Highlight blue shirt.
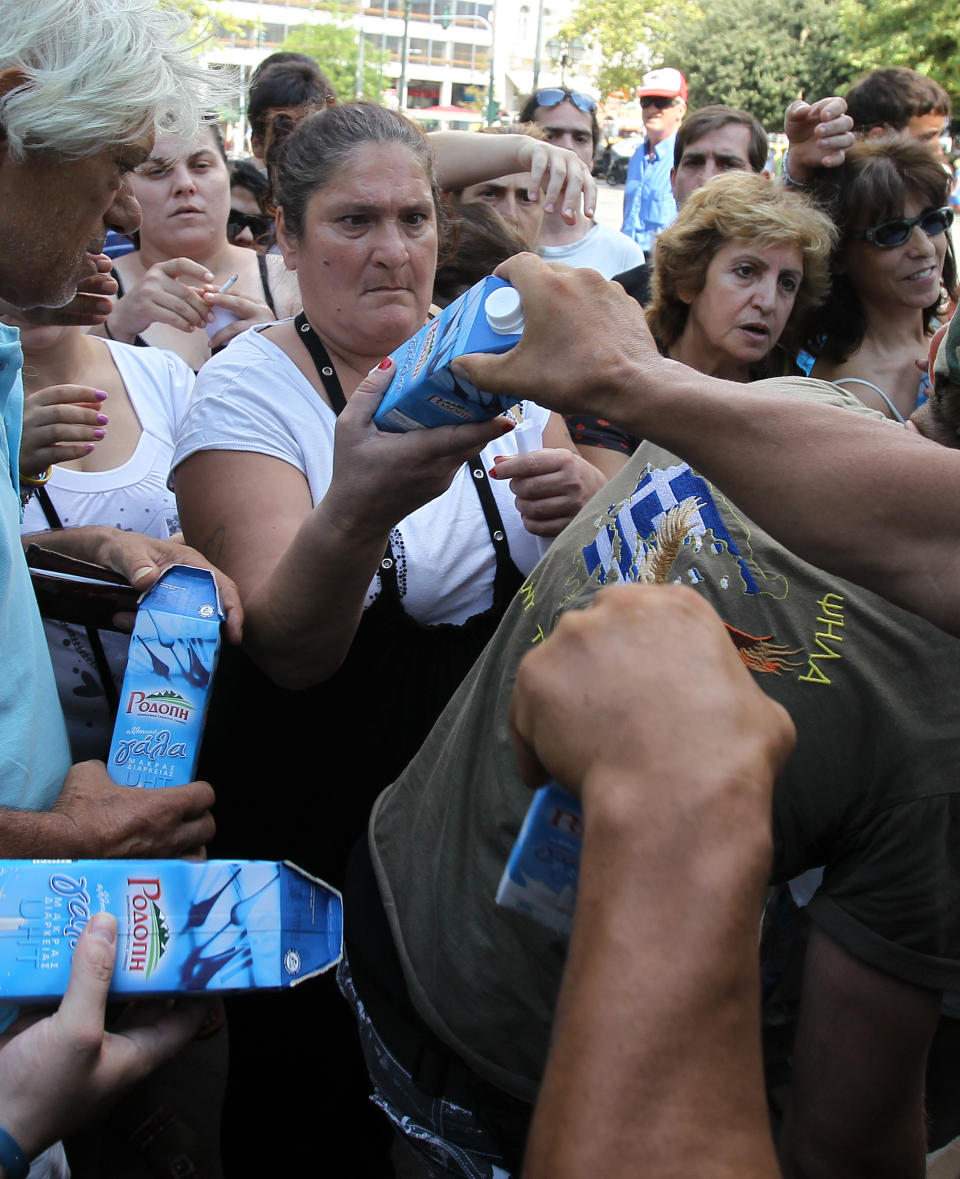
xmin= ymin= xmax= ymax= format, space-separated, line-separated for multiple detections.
xmin=0 ymin=323 xmax=71 ymax=813
xmin=621 ymin=133 xmax=678 ymax=252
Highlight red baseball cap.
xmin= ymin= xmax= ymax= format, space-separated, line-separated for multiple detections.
xmin=639 ymin=68 xmax=688 ymax=100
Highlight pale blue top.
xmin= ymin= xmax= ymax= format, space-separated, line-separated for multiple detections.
xmin=0 ymin=323 xmax=71 ymax=812
xmin=621 ymin=133 xmax=678 ymax=252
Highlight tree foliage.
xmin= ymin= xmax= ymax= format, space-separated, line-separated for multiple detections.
xmin=165 ymin=0 xmax=252 ymax=43
xmin=839 ymin=0 xmax=959 ymax=100
xmin=281 ymin=13 xmax=382 ymax=102
xmin=561 ymin=0 xmax=700 ymax=99
xmin=566 ymin=0 xmax=959 ymax=121
xmin=653 ymin=0 xmax=856 ymax=126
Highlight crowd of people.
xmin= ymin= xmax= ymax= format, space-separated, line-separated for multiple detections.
xmin=3 ymin=3 xmax=960 ymax=1178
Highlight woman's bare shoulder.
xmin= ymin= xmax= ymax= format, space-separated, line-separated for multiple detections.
xmin=263 ymin=253 xmax=302 ymax=319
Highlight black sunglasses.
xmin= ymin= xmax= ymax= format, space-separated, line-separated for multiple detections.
xmin=535 ymin=88 xmax=596 ymax=114
xmin=851 ymin=206 xmax=954 ymax=249
xmin=641 ymin=95 xmax=681 ymax=110
xmin=227 ymin=209 xmax=273 ymax=240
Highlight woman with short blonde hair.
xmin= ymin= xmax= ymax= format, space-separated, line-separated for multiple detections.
xmin=647 ymin=171 xmax=836 ymax=368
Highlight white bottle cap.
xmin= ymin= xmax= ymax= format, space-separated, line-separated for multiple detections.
xmin=485 ymin=285 xmax=525 ymax=335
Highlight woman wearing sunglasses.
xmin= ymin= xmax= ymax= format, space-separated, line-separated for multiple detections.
xmin=227 ymin=160 xmax=274 ymax=250
xmin=807 ymin=139 xmax=957 ymax=421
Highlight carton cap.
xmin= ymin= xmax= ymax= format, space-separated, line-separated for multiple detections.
xmin=485 ymin=285 xmax=525 ymax=335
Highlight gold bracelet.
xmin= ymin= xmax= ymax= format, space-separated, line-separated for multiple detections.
xmin=20 ymin=466 xmax=52 ymax=487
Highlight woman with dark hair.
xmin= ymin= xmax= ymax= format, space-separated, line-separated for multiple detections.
xmin=246 ymin=55 xmax=337 ymax=170
xmin=433 ymin=200 xmax=530 ymax=305
xmin=171 ymin=100 xmax=600 ymax=1176
xmin=227 ymin=160 xmax=272 ymax=249
xmin=173 ymin=101 xmax=600 ymax=875
xmin=807 ymin=139 xmax=956 ymax=421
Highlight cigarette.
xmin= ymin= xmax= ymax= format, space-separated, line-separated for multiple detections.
xmin=219 ymin=273 xmax=239 ymax=295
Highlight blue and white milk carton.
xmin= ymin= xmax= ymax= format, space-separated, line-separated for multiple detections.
xmin=0 ymin=859 xmax=342 ymax=1001
xmin=107 ymin=565 xmax=223 ymax=789
xmin=373 ymin=275 xmax=525 ymax=432
xmin=495 ymin=782 xmax=584 ymax=935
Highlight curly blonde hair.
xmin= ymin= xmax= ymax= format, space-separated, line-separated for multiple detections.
xmin=647 ymin=172 xmax=836 ymax=351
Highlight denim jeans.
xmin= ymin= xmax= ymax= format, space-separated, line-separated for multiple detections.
xmin=337 ymin=956 xmax=514 ymax=1179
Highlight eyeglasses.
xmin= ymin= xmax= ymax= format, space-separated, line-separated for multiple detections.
xmin=641 ymin=95 xmax=681 ymax=110
xmin=227 ymin=210 xmax=273 ymax=241
xmin=851 ymin=206 xmax=954 ymax=248
xmin=534 ymin=88 xmax=596 ymax=115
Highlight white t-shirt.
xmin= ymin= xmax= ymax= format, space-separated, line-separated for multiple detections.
xmin=22 ymin=339 xmax=194 ymax=760
xmin=172 ymin=324 xmax=549 ymax=626
xmin=540 ymin=221 xmax=646 ymax=279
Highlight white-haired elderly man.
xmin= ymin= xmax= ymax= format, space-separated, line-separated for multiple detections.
xmin=0 ymin=0 xmax=239 ymax=966
xmin=0 ymin=3 xmax=245 ymax=1174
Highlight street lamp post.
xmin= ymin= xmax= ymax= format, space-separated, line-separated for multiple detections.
xmin=355 ymin=0 xmax=370 ymax=99
xmin=532 ymin=0 xmax=546 ymax=90
xmin=397 ymin=0 xmax=413 ymax=110
xmin=485 ymin=0 xmax=497 ymax=125
xmin=544 ymin=34 xmax=584 ymax=87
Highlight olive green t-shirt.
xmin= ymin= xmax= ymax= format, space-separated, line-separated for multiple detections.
xmin=369 ymin=378 xmax=960 ymax=1102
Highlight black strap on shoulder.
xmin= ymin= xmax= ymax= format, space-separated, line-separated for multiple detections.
xmin=257 ymin=252 xmax=277 ymax=315
xmin=466 ymin=454 xmax=515 ymax=579
xmin=293 ymin=313 xmax=518 ymax=604
xmin=36 ymin=484 xmax=63 ymax=531
xmin=294 ymin=312 xmax=348 ymax=415
xmin=375 ymin=454 xmax=515 ymax=606
xmin=34 ymin=486 xmax=120 ymax=714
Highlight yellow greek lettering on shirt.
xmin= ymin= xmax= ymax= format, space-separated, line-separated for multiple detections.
xmin=799 ymin=593 xmax=845 ymax=684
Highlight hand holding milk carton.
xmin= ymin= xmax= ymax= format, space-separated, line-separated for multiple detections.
xmin=107 ymin=566 xmax=223 ymax=789
xmin=373 ymin=276 xmax=525 ymax=432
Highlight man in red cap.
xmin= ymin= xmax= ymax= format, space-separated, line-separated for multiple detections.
xmin=621 ymin=66 xmax=687 ymax=250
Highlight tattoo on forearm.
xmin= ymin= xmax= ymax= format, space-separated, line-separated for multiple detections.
xmin=203 ymin=525 xmax=226 ymax=564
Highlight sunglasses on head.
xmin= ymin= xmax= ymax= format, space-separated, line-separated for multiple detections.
xmin=534 ymin=88 xmax=596 ymax=114
xmin=227 ymin=209 xmax=273 ymax=240
xmin=641 ymin=95 xmax=681 ymax=109
xmin=851 ymin=206 xmax=954 ymax=248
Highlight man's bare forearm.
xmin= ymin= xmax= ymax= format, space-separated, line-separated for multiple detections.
xmin=523 ymin=767 xmax=780 ymax=1179
xmin=511 ymin=586 xmax=792 ymax=1179
xmin=0 ymin=807 xmax=71 ymax=858
xmin=459 ymin=256 xmax=960 ymax=635
xmin=610 ymin=362 xmax=960 ymax=635
xmin=22 ymin=524 xmax=114 ymax=564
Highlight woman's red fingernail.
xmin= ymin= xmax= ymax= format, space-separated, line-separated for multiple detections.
xmin=488 ymin=466 xmax=499 ymax=478
xmin=378 ymin=357 xmax=392 ymax=370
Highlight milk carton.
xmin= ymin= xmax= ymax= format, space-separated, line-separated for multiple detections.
xmin=373 ymin=276 xmax=525 ymax=432
xmin=108 ymin=565 xmax=223 ymax=788
xmin=495 ymin=783 xmax=583 ymax=935
xmin=0 ymin=859 xmax=342 ymax=1001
